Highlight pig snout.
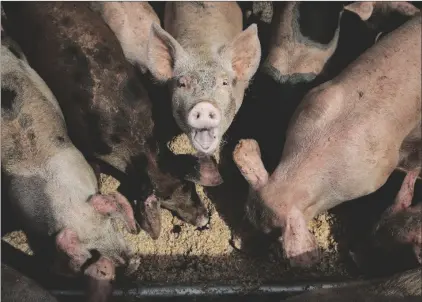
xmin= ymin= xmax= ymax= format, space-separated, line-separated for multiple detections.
xmin=187 ymin=102 xmax=221 ymax=154
xmin=84 ymin=256 xmax=115 ymax=302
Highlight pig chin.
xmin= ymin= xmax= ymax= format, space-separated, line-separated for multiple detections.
xmin=190 ymin=128 xmax=219 ymax=155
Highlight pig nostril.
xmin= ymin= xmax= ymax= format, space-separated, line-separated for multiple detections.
xmin=209 ymin=112 xmax=215 ymax=119
xmin=196 ymin=112 xmax=200 ymax=119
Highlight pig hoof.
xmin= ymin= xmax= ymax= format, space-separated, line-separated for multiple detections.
xmin=233 ymin=139 xmax=261 ymax=163
xmin=233 ymin=139 xmax=269 ymax=190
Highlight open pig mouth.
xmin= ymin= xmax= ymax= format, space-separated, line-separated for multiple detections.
xmin=191 ymin=128 xmax=219 ymax=154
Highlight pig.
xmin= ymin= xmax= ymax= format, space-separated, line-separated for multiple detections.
xmin=283 ymin=267 xmax=421 ymax=302
xmin=88 ymin=1 xmax=160 ymax=74
xmin=345 ymin=1 xmax=420 ymax=34
xmin=263 ymin=2 xmax=420 ymax=86
xmin=1 ymin=31 xmax=139 ymax=301
xmin=147 ymin=1 xmax=261 ymax=155
xmin=262 ymin=2 xmax=345 ymax=85
xmin=233 ymin=14 xmax=421 ymax=268
xmin=2 ymin=2 xmax=222 ymax=240
xmin=372 ymin=169 xmax=422 ymax=263
xmin=1 ymin=263 xmax=59 ymax=302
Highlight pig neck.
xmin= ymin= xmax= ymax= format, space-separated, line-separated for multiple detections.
xmin=259 ymin=162 xmax=329 ymax=224
xmin=9 ymin=148 xmax=100 ymax=236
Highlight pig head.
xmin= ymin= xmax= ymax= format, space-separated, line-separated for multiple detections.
xmin=262 ymin=2 xmax=345 ymax=84
xmin=147 ymin=2 xmax=261 ymax=155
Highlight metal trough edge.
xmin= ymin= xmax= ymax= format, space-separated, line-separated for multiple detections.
xmin=50 ymin=282 xmax=350 ymax=298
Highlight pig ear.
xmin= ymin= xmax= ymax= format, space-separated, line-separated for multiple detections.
xmin=344 ymin=2 xmax=375 ymax=21
xmin=147 ymin=23 xmax=186 ymax=82
xmin=221 ymin=24 xmax=261 ymax=82
xmin=89 ymin=192 xmax=139 ymax=234
xmin=138 ymin=195 xmax=162 ymax=240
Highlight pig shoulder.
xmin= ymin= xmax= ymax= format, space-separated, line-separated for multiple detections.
xmin=4 ymin=2 xmax=154 ymax=157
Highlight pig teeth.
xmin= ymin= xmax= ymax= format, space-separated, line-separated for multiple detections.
xmin=194 ymin=129 xmax=216 ymax=150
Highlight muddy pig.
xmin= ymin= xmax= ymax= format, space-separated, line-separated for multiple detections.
xmin=1 ymin=31 xmax=140 ymax=301
xmin=147 ymin=1 xmax=261 ymax=155
xmin=234 ymin=15 xmax=421 ymax=268
xmin=2 ymin=2 xmax=222 ymax=240
xmin=283 ymin=267 xmax=421 ymax=302
xmin=372 ymin=168 xmax=422 ymax=263
xmin=88 ymin=1 xmax=160 ymax=74
xmin=1 ymin=263 xmax=58 ymax=302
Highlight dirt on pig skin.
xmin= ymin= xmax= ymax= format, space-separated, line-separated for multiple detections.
xmin=2 ymin=134 xmax=350 ymax=285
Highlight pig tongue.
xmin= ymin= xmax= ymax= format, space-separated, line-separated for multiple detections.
xmin=194 ymin=129 xmax=216 ymax=150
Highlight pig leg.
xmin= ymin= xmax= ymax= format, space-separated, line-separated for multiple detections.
xmin=84 ymin=256 xmax=115 ymax=302
xmin=55 ymin=228 xmax=92 ymax=273
xmin=280 ymin=207 xmax=320 ymax=268
xmin=233 ymin=139 xmax=269 ymax=190
xmin=89 ymin=192 xmax=138 ymax=234
xmin=233 ymin=139 xmax=320 ymax=266
xmin=137 ymin=194 xmax=162 ymax=240
xmin=390 ymin=169 xmax=420 ymax=213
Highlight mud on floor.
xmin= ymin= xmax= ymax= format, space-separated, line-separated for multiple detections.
xmin=2 ymin=133 xmax=353 ymax=286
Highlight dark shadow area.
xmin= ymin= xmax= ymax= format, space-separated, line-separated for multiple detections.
xmin=331 ymin=172 xmax=422 ymax=278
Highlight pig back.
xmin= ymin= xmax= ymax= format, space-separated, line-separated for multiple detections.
xmin=334 ymin=14 xmax=421 ymax=142
xmin=277 ymin=15 xmax=421 ymax=211
xmin=3 ymin=2 xmax=154 ymax=168
xmin=164 ymin=2 xmax=243 ymax=54
xmin=1 ymin=35 xmax=71 ymax=172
